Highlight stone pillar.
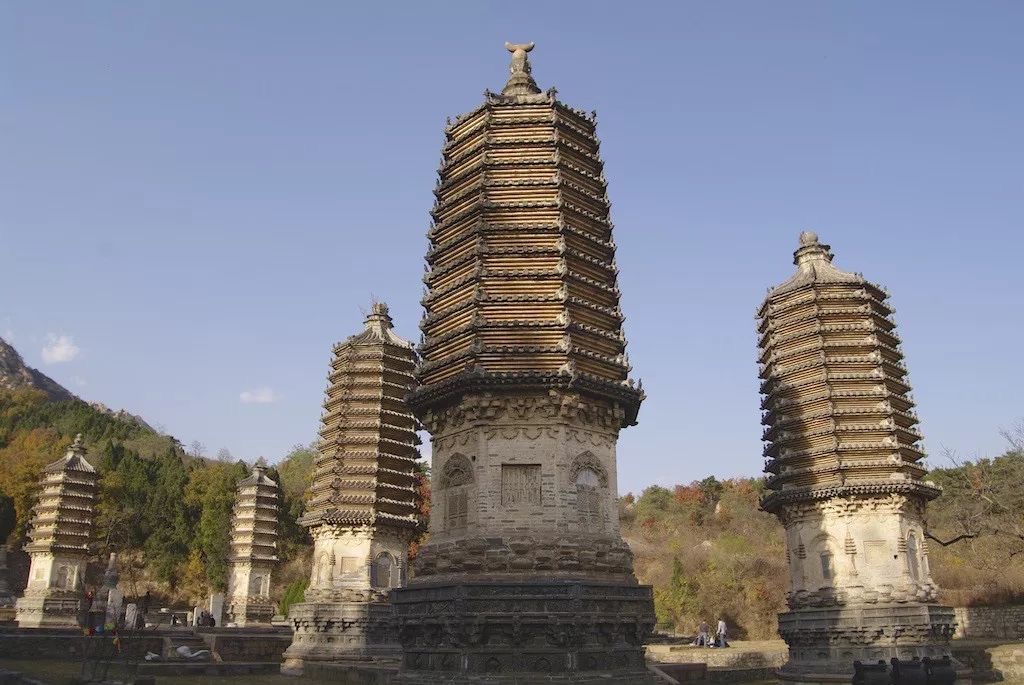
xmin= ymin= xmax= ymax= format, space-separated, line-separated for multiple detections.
xmin=16 ymin=435 xmax=97 ymax=628
xmin=224 ymin=466 xmax=279 ymax=626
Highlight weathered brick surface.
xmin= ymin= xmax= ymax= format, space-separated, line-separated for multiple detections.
xmin=953 ymin=604 xmax=1024 ymax=639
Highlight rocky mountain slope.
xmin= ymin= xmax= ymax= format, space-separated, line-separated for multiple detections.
xmin=0 ymin=337 xmax=75 ymax=401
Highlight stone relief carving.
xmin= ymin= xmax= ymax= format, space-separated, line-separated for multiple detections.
xmin=569 ymin=451 xmax=608 ymax=487
xmin=412 ymin=533 xmax=635 ymax=579
xmin=500 ymin=464 xmax=541 ymax=506
xmin=438 ymin=453 xmax=474 ymax=489
xmin=421 ymin=392 xmax=625 ymax=435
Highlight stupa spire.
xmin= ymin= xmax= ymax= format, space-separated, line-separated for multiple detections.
xmin=502 ymin=41 xmax=541 ymax=95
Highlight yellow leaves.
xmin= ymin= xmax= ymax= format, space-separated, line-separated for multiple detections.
xmin=0 ymin=426 xmax=67 ymax=543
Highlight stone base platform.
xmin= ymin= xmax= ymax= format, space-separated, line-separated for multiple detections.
xmin=392 ymin=578 xmax=658 ymax=683
xmin=14 ymin=595 xmax=81 ymax=628
xmin=777 ymin=601 xmax=961 ymax=682
xmin=281 ymin=600 xmax=398 ymax=675
xmin=223 ymin=596 xmax=275 ymax=627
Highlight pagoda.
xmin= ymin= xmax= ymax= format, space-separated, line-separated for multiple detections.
xmin=16 ymin=434 xmax=98 ymax=628
xmin=758 ymin=232 xmax=957 ymax=681
xmin=282 ymin=302 xmax=421 ymax=673
xmin=224 ymin=465 xmax=280 ymax=626
xmin=392 ymin=44 xmax=655 ymax=683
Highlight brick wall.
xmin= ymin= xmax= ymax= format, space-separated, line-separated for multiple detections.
xmin=954 ymin=605 xmax=1024 ymax=639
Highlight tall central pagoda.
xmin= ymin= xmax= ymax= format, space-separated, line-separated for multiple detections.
xmin=393 ymin=43 xmax=655 ymax=683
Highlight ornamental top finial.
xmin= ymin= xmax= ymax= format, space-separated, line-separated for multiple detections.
xmin=794 ymin=231 xmax=834 ymax=268
xmin=799 ymin=231 xmax=819 ymax=246
xmin=502 ymin=42 xmax=541 ymax=96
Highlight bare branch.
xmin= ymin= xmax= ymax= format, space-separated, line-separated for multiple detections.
xmin=1000 ymin=419 xmax=1024 ymax=454
xmin=926 ymin=531 xmax=978 ymax=547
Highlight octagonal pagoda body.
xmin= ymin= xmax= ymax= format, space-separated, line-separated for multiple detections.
xmin=282 ymin=303 xmax=421 ymax=673
xmin=393 ymin=44 xmax=654 ymax=684
xmin=16 ymin=435 xmax=97 ymax=627
xmin=758 ymin=233 xmax=958 ymax=682
xmin=225 ymin=465 xmax=280 ymax=626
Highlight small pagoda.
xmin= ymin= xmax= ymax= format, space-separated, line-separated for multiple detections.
xmin=392 ymin=44 xmax=654 ymax=683
xmin=224 ymin=465 xmax=280 ymax=626
xmin=281 ymin=302 xmax=421 ymax=673
xmin=16 ymin=434 xmax=98 ymax=627
xmin=758 ymin=232 xmax=957 ymax=681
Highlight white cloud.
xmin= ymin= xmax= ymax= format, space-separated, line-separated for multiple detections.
xmin=240 ymin=387 xmax=276 ymax=404
xmin=71 ymin=375 xmax=88 ymax=387
xmin=41 ymin=334 xmax=80 ymax=364
xmin=2 ymin=329 xmax=13 ymax=342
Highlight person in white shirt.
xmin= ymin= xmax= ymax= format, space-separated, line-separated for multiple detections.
xmin=716 ymin=618 xmax=728 ymax=647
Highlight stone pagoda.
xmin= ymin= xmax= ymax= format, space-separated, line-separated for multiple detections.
xmin=282 ymin=302 xmax=421 ymax=673
xmin=392 ymin=43 xmax=654 ymax=683
xmin=16 ymin=434 xmax=98 ymax=627
xmin=758 ymin=232 xmax=957 ymax=682
xmin=224 ymin=465 xmax=280 ymax=626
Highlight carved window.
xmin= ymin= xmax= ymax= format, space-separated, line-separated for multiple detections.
xmin=576 ymin=468 xmax=602 ymax=527
xmin=501 ymin=464 xmax=541 ymax=507
xmin=370 ymin=552 xmax=396 ymax=589
xmin=340 ymin=556 xmax=361 ymax=575
xmin=439 ymin=453 xmax=473 ymax=489
xmin=249 ymin=573 xmax=269 ymax=597
xmin=819 ymin=552 xmax=834 ymax=581
xmin=907 ymin=533 xmax=921 ymax=581
xmin=446 ymin=488 xmax=468 ymax=529
xmin=57 ymin=565 xmax=77 ymax=590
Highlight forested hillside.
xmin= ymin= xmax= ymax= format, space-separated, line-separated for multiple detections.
xmin=2 ymin=383 xmax=1022 ymax=630
xmin=0 ymin=387 xmax=313 ymax=606
xmin=620 ymin=426 xmax=1024 ymax=639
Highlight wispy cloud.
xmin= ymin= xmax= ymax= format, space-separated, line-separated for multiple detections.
xmin=41 ymin=334 xmax=80 ymax=364
xmin=240 ymin=387 xmax=276 ymax=404
xmin=71 ymin=375 xmax=88 ymax=387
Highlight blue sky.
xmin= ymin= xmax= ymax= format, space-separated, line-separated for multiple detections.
xmin=3 ymin=2 xmax=1022 ymax=494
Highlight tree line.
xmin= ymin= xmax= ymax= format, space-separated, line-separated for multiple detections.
xmin=3 ymin=386 xmax=1023 ymax=630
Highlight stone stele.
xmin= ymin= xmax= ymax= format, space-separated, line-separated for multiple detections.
xmin=758 ymin=232 xmax=963 ymax=683
xmin=224 ymin=464 xmax=280 ymax=626
xmin=16 ymin=434 xmax=97 ymax=628
xmin=391 ymin=43 xmax=656 ymax=683
xmin=281 ymin=302 xmax=421 ymax=674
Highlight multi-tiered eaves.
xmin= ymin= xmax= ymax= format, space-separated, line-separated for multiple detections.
xmin=283 ymin=303 xmax=421 ymax=673
xmin=758 ymin=232 xmax=936 ymax=511
xmin=24 ymin=435 xmax=97 ymax=561
xmin=393 ymin=44 xmax=655 ymax=684
xmin=16 ymin=434 xmax=98 ymax=627
xmin=301 ymin=303 xmax=420 ymax=532
xmin=225 ymin=465 xmax=280 ymax=625
xmin=757 ymin=232 xmax=955 ymax=681
xmin=412 ymin=73 xmax=640 ymax=423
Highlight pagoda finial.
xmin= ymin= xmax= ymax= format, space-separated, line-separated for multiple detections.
xmin=502 ymin=42 xmax=541 ymax=96
xmin=67 ymin=433 xmax=86 ymax=457
xmin=793 ymin=230 xmax=834 ymax=269
xmin=364 ymin=300 xmax=394 ymax=332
